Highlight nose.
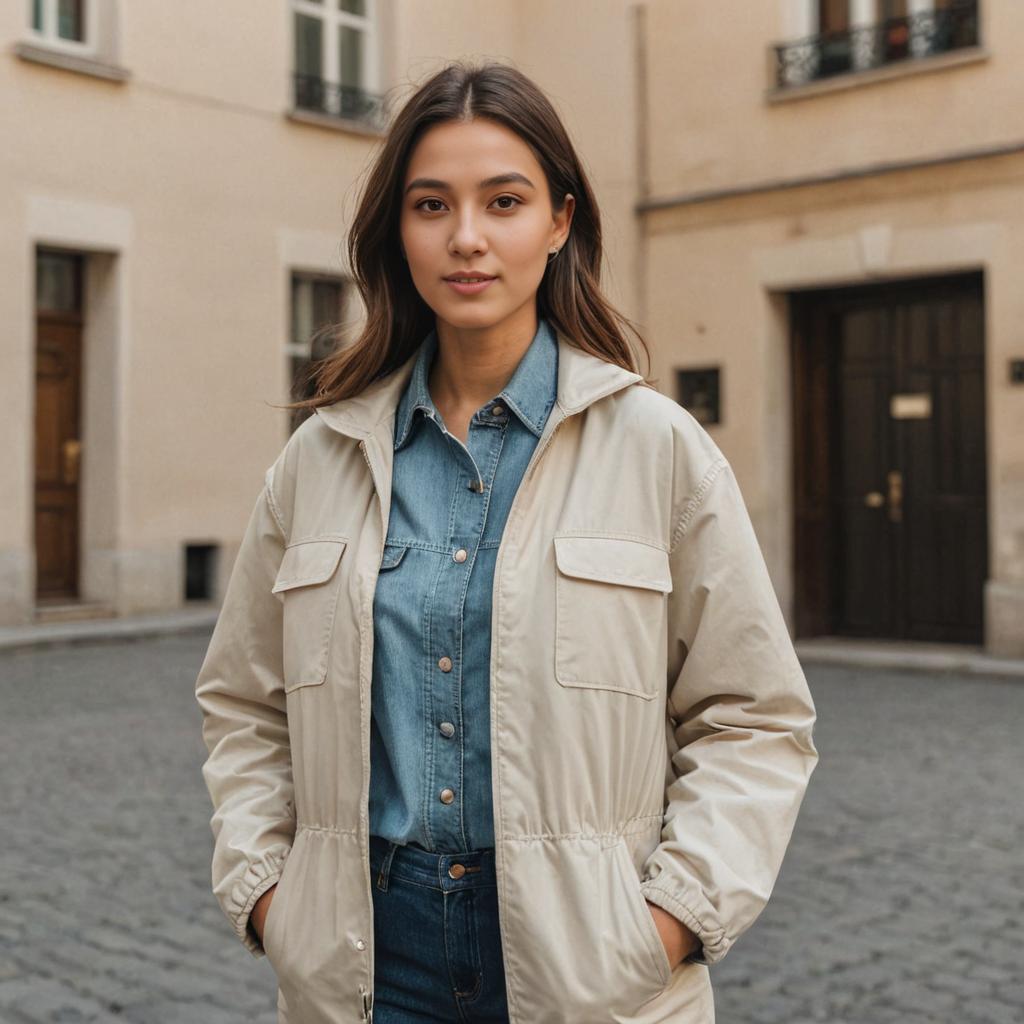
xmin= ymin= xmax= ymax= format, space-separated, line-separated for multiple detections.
xmin=449 ymin=208 xmax=488 ymax=258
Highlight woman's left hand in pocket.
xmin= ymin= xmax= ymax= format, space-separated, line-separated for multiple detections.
xmin=645 ymin=900 xmax=700 ymax=968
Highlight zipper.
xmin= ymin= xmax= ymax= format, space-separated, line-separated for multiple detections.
xmin=357 ymin=439 xmax=386 ymax=1023
xmin=486 ymin=405 xmax=568 ymax=1020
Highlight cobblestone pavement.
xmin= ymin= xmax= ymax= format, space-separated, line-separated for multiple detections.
xmin=0 ymin=634 xmax=1020 ymax=1023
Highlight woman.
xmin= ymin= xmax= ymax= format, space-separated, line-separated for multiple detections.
xmin=195 ymin=60 xmax=819 ymax=1024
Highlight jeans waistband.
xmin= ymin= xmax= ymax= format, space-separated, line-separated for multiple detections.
xmin=369 ymin=833 xmax=497 ymax=892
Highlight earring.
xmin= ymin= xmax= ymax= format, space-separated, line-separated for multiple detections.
xmin=547 ymin=246 xmax=561 ymax=263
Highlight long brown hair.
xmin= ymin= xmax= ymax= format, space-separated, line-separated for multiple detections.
xmin=282 ymin=58 xmax=654 ymax=417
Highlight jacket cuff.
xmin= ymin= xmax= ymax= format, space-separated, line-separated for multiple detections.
xmin=638 ymin=876 xmax=731 ymax=965
xmin=226 ymin=847 xmax=290 ymax=958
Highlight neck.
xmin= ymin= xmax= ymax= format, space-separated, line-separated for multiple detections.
xmin=429 ymin=306 xmax=539 ymax=412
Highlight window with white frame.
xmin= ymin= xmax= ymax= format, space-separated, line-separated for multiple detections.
xmin=29 ymin=0 xmax=98 ymax=53
xmin=774 ymin=0 xmax=979 ymax=88
xmin=290 ymin=0 xmax=383 ymax=126
xmin=287 ymin=271 xmax=347 ymax=433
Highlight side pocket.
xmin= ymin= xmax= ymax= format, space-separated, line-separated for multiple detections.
xmin=261 ymin=881 xmax=284 ymax=965
xmin=614 ymin=837 xmax=673 ymax=999
xmin=272 ymin=537 xmax=347 ymax=691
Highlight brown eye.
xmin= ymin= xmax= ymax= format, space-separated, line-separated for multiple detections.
xmin=415 ymin=198 xmax=446 ymax=212
xmin=492 ymin=195 xmax=521 ymax=210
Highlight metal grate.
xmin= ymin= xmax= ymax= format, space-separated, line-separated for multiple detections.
xmin=773 ymin=0 xmax=979 ymax=89
xmin=293 ymin=73 xmax=388 ymax=130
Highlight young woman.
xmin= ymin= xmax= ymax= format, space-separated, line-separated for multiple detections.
xmin=195 ymin=60 xmax=819 ymax=1024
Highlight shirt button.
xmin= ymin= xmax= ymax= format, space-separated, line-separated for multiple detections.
xmin=439 ymin=721 xmax=455 ymax=737
xmin=438 ymin=656 xmax=453 ymax=672
xmin=490 ymin=404 xmax=505 ymax=416
xmin=453 ymin=548 xmax=468 ymax=563
xmin=439 ymin=788 xmax=455 ymax=804
xmin=355 ymin=938 xmax=366 ymax=951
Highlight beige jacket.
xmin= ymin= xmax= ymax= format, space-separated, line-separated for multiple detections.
xmin=195 ymin=330 xmax=819 ymax=1024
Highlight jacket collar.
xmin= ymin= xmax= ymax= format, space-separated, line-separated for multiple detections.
xmin=314 ymin=324 xmax=643 ymax=444
xmin=392 ymin=317 xmax=558 ymax=450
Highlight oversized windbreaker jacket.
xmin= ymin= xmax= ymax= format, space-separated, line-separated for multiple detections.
xmin=195 ymin=329 xmax=820 ymax=1024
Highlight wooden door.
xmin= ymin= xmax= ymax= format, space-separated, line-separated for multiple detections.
xmin=792 ymin=272 xmax=987 ymax=643
xmin=35 ymin=251 xmax=85 ymax=600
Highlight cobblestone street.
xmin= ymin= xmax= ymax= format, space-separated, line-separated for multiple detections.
xmin=0 ymin=632 xmax=1020 ymax=1023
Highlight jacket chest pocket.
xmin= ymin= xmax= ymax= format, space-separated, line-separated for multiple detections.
xmin=553 ymin=534 xmax=672 ymax=700
xmin=271 ymin=537 xmax=347 ymax=692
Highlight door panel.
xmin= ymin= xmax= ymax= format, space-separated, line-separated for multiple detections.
xmin=34 ymin=251 xmax=84 ymax=600
xmin=792 ymin=273 xmax=987 ymax=643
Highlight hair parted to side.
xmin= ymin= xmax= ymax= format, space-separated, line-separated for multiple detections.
xmin=282 ymin=58 xmax=655 ymax=417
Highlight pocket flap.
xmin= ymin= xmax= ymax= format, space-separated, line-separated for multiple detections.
xmin=379 ymin=543 xmax=409 ymax=571
xmin=272 ymin=539 xmax=347 ymax=593
xmin=553 ymin=536 xmax=672 ymax=594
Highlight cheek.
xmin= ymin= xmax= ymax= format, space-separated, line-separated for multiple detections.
xmin=400 ymin=217 xmax=429 ymax=260
xmin=498 ymin=220 xmax=551 ymax=269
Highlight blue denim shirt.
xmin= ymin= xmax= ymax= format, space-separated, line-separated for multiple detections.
xmin=368 ymin=317 xmax=559 ymax=853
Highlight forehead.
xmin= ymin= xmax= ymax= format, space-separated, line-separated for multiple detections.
xmin=404 ymin=118 xmax=543 ymax=185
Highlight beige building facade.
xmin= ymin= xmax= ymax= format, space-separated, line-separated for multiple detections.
xmin=0 ymin=1 xmax=641 ymax=627
xmin=3 ymin=0 xmax=1020 ymax=657
xmin=637 ymin=0 xmax=1022 ymax=657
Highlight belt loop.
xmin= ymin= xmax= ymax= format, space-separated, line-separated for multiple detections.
xmin=376 ymin=841 xmax=399 ymax=892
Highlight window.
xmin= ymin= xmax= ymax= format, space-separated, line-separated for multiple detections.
xmin=29 ymin=0 xmax=95 ymax=52
xmin=184 ymin=544 xmax=218 ymax=602
xmin=817 ymin=0 xmax=853 ymax=75
xmin=818 ymin=0 xmax=850 ymax=34
xmin=290 ymin=0 xmax=385 ymax=128
xmin=773 ymin=0 xmax=980 ymax=89
xmin=287 ymin=272 xmax=346 ymax=433
xmin=19 ymin=0 xmax=126 ymax=80
xmin=36 ymin=250 xmax=83 ymax=314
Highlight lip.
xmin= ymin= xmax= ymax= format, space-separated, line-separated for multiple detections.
xmin=444 ymin=276 xmax=497 ymax=296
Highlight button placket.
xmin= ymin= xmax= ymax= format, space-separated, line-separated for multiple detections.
xmin=427 ymin=405 xmax=505 ymax=850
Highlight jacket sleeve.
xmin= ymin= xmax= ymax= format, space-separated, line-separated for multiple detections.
xmin=639 ymin=455 xmax=819 ymax=965
xmin=195 ymin=468 xmax=295 ymax=958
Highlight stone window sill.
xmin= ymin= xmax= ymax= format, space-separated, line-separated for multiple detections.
xmin=285 ymin=107 xmax=385 ymax=139
xmin=765 ymin=45 xmax=989 ymax=104
xmin=14 ymin=40 xmax=130 ymax=82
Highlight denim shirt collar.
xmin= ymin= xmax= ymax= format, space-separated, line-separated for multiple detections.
xmin=393 ymin=317 xmax=558 ymax=451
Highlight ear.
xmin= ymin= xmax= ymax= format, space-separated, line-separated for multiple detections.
xmin=553 ymin=193 xmax=575 ymax=250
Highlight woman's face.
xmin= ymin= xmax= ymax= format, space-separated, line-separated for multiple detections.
xmin=399 ymin=117 xmax=573 ymax=333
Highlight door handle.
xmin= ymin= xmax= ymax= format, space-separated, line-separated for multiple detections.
xmin=887 ymin=470 xmax=902 ymax=523
xmin=863 ymin=491 xmax=884 ymax=508
xmin=62 ymin=439 xmax=81 ymax=485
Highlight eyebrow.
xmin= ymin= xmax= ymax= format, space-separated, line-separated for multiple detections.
xmin=404 ymin=172 xmax=536 ymax=196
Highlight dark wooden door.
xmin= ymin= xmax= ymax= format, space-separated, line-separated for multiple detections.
xmin=792 ymin=272 xmax=987 ymax=643
xmin=35 ymin=251 xmax=85 ymax=599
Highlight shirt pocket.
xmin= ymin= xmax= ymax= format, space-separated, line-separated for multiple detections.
xmin=553 ymin=534 xmax=672 ymax=700
xmin=378 ymin=542 xmax=409 ymax=572
xmin=271 ymin=537 xmax=347 ymax=692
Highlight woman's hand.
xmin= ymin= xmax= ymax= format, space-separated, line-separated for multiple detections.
xmin=646 ymin=900 xmax=700 ymax=968
xmin=251 ymin=884 xmax=278 ymax=942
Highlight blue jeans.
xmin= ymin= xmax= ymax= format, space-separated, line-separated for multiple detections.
xmin=369 ymin=834 xmax=511 ymax=1023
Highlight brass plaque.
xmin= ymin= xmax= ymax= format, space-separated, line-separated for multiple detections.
xmin=890 ymin=393 xmax=932 ymax=419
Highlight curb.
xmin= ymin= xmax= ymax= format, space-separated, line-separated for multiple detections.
xmin=3 ymin=614 xmax=1023 ymax=680
xmin=0 ymin=607 xmax=220 ymax=652
xmin=794 ymin=638 xmax=1024 ymax=680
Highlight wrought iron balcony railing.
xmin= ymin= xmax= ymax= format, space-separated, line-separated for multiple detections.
xmin=292 ymin=73 xmax=388 ymax=130
xmin=773 ymin=0 xmax=979 ymax=89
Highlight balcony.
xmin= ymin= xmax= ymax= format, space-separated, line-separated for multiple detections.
xmin=291 ymin=73 xmax=388 ymax=133
xmin=773 ymin=0 xmax=980 ymax=90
